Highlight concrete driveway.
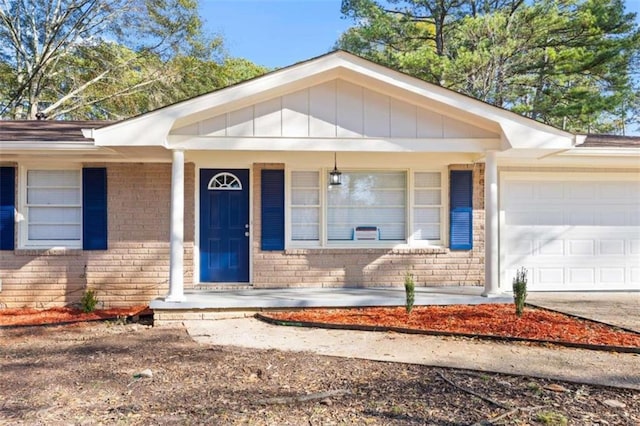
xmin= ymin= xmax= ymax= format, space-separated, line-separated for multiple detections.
xmin=527 ymin=292 xmax=640 ymax=333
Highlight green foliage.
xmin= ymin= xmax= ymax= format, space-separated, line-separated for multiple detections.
xmin=404 ymin=272 xmax=415 ymax=315
xmin=80 ymin=289 xmax=99 ymax=313
xmin=0 ymin=0 xmax=266 ymax=120
xmin=512 ymin=267 xmax=527 ymax=317
xmin=337 ymin=0 xmax=640 ymax=134
xmin=527 ymin=381 xmax=543 ymax=394
xmin=536 ymin=410 xmax=568 ymax=425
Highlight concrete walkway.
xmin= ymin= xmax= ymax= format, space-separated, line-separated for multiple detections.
xmin=186 ymin=315 xmax=640 ymax=390
xmin=185 ymin=293 xmax=640 ymax=390
xmin=527 ymin=292 xmax=640 ymax=333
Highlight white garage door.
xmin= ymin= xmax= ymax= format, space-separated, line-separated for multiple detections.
xmin=501 ymin=173 xmax=640 ymax=291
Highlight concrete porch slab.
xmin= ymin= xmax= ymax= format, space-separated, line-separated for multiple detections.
xmin=150 ymin=286 xmax=513 ymax=311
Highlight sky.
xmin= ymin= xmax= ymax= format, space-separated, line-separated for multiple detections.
xmin=200 ymin=0 xmax=353 ymax=68
xmin=200 ymin=0 xmax=640 ymax=69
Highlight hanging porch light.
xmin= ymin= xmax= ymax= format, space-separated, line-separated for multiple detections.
xmin=329 ymin=152 xmax=342 ymax=186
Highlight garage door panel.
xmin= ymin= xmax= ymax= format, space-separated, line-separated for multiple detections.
xmin=539 ymin=239 xmax=563 ymax=255
xmin=568 ymin=211 xmax=595 ymax=225
xmin=566 ymin=185 xmax=593 ymax=199
xmin=567 ymin=240 xmax=595 ymax=256
xmin=599 ymin=240 xmax=625 ymax=255
xmin=502 ymin=175 xmax=640 ymax=291
xmin=508 ymin=238 xmax=533 ymax=255
xmin=538 ymin=182 xmax=563 ymax=199
xmin=600 ymin=268 xmax=625 ymax=284
xmin=538 ymin=268 xmax=564 ymax=286
xmin=504 ymin=182 xmax=534 ymax=200
xmin=598 ymin=182 xmax=638 ymax=199
xmin=568 ymin=268 xmax=595 ymax=285
xmin=599 ymin=211 xmax=626 ymax=225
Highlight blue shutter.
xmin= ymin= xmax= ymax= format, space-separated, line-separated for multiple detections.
xmin=0 ymin=167 xmax=15 ymax=250
xmin=261 ymin=170 xmax=285 ymax=251
xmin=449 ymin=170 xmax=473 ymax=250
xmin=82 ymin=168 xmax=108 ymax=250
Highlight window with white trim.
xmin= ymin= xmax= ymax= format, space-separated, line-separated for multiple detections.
xmin=291 ymin=171 xmax=320 ymax=241
xmin=289 ymin=169 xmax=444 ymax=246
xmin=23 ymin=169 xmax=82 ymax=247
xmin=328 ymin=171 xmax=406 ymax=241
xmin=413 ymin=172 xmax=442 ymax=240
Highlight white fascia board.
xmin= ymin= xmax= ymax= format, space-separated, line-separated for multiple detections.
xmin=0 ymin=141 xmax=109 ymax=151
xmin=498 ymin=151 xmax=640 ymax=168
xmin=557 ymin=148 xmax=640 ymax=157
xmin=167 ymin=136 xmax=501 ymax=152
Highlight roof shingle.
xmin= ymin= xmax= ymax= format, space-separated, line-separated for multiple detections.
xmin=0 ymin=120 xmax=112 ymax=142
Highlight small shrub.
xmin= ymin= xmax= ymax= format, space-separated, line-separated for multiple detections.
xmin=536 ymin=410 xmax=568 ymax=425
xmin=404 ymin=272 xmax=415 ymax=314
xmin=512 ymin=267 xmax=527 ymax=317
xmin=80 ymin=289 xmax=99 ymax=313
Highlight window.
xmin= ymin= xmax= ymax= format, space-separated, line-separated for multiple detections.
xmin=208 ymin=172 xmax=242 ymax=190
xmin=23 ymin=169 xmax=82 ymax=247
xmin=289 ymin=169 xmax=443 ymax=247
xmin=413 ymin=172 xmax=442 ymax=241
xmin=328 ymin=171 xmax=406 ymax=241
xmin=291 ymin=171 xmax=320 ymax=241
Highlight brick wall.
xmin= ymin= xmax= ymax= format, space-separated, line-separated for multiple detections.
xmin=252 ymin=163 xmax=486 ymax=288
xmin=0 ymin=163 xmax=195 ymax=309
xmin=1 ymin=160 xmax=487 ymax=307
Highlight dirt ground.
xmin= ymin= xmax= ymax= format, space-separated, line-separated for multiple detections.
xmin=1 ymin=321 xmax=639 ymax=425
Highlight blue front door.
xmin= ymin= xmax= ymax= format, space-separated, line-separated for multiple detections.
xmin=200 ymin=169 xmax=250 ymax=282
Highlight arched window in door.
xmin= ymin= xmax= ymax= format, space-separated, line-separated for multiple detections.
xmin=208 ymin=172 xmax=242 ymax=190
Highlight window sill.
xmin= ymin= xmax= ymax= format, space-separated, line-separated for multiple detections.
xmin=285 ymin=247 xmax=447 ymax=255
xmin=15 ymin=247 xmax=83 ymax=256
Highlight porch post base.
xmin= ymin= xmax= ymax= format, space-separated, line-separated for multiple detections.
xmin=164 ymin=293 xmax=187 ymax=303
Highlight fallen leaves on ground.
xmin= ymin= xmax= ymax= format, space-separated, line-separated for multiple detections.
xmin=2 ymin=322 xmax=639 ymax=425
xmin=262 ymin=304 xmax=640 ymax=348
xmin=0 ymin=305 xmax=151 ymax=327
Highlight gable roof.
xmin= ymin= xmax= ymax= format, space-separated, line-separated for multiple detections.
xmin=87 ymin=50 xmax=579 ymax=152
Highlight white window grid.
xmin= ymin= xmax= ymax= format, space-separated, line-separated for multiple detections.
xmin=288 ymin=168 xmax=445 ymax=248
xmin=20 ymin=167 xmax=83 ymax=249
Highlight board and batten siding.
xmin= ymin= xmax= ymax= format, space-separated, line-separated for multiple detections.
xmin=173 ymin=80 xmax=499 ymax=140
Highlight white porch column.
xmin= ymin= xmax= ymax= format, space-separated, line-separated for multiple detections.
xmin=165 ymin=149 xmax=186 ymax=302
xmin=482 ymin=150 xmax=500 ymax=296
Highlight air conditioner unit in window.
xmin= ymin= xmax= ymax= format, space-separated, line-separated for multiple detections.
xmin=353 ymin=226 xmax=379 ymax=241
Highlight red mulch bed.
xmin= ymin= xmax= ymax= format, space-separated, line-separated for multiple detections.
xmin=0 ymin=305 xmax=151 ymax=327
xmin=262 ymin=304 xmax=640 ymax=349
